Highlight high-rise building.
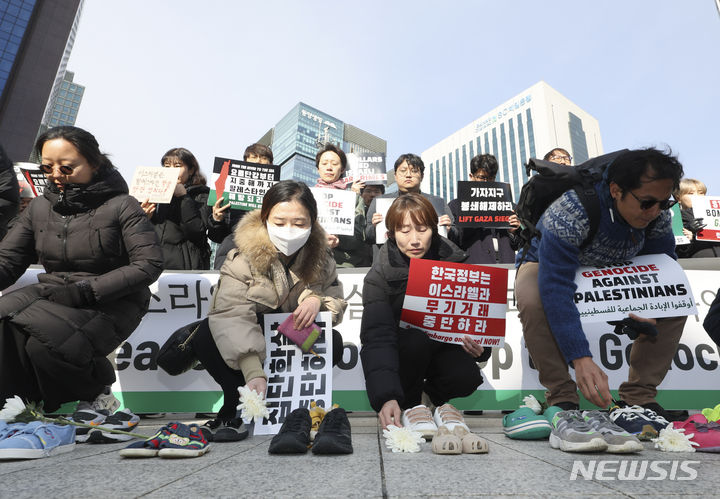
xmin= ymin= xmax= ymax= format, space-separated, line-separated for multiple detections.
xmin=258 ymin=102 xmax=387 ymax=185
xmin=43 ymin=70 xmax=84 ymax=128
xmin=0 ymin=0 xmax=83 ymax=161
xmin=421 ymin=81 xmax=602 ymax=202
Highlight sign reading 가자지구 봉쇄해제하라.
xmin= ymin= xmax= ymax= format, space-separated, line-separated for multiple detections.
xmin=128 ymin=166 xmax=181 ymax=204
xmin=399 ymin=259 xmax=508 ymax=347
xmin=573 ymin=254 xmax=697 ymax=323
xmin=207 ymin=157 xmax=280 ymax=211
xmin=455 ymin=181 xmax=514 ymax=229
xmin=691 ymin=195 xmax=720 ymax=242
xmin=310 ymin=187 xmax=356 ymax=236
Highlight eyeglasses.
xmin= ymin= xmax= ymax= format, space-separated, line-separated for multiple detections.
xmin=396 ymin=167 xmax=421 ymax=176
xmin=40 ymin=163 xmax=75 ymax=175
xmin=470 ymin=173 xmax=493 ymax=181
xmin=627 ymin=190 xmax=677 ymax=211
xmin=549 ymin=154 xmax=572 ymax=163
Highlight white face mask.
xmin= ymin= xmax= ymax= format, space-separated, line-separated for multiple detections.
xmin=266 ymin=224 xmax=311 ymax=256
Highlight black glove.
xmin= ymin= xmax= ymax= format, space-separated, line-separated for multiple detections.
xmin=607 ymin=317 xmax=658 ymax=340
xmin=689 ymin=217 xmax=706 ymax=233
xmin=43 ymin=281 xmax=96 ymax=308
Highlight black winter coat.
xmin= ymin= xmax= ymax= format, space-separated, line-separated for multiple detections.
xmin=150 ymin=184 xmax=211 ymax=270
xmin=0 ymin=144 xmax=19 ymax=240
xmin=0 ymin=169 xmax=164 ymax=369
xmin=360 ymin=236 xmax=490 ymax=411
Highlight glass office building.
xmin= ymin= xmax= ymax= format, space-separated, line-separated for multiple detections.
xmin=0 ymin=0 xmax=36 ymax=98
xmin=258 ymin=102 xmax=386 ymax=186
xmin=44 ymin=70 xmax=84 ymax=127
xmin=421 ymin=81 xmax=602 ymax=202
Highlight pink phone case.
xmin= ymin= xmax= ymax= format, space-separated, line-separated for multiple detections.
xmin=277 ymin=315 xmax=321 ymax=353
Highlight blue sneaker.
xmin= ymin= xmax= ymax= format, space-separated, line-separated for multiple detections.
xmin=502 ymin=407 xmax=552 ymax=439
xmin=0 ymin=421 xmax=75 ymax=460
xmin=0 ymin=421 xmax=26 ymax=442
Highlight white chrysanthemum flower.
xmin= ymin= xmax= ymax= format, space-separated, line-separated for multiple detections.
xmin=237 ymin=386 xmax=270 ymax=423
xmin=383 ymin=425 xmax=424 ymax=453
xmin=520 ymin=394 xmax=542 ymax=414
xmin=653 ymin=426 xmax=699 ymax=452
xmin=0 ymin=396 xmax=26 ymax=422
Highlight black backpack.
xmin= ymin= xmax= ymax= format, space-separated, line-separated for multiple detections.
xmin=515 ymin=149 xmax=630 ymax=254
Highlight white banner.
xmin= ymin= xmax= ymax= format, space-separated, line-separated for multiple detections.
xmin=128 ymin=166 xmax=180 ymax=204
xmin=311 ymin=187 xmax=356 ymax=236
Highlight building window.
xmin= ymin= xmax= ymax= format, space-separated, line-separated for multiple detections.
xmin=526 ymin=109 xmax=536 ymax=159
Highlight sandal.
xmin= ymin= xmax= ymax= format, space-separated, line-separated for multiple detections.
xmin=453 ymin=426 xmax=489 ymax=454
xmin=431 ymin=426 xmax=462 ymax=455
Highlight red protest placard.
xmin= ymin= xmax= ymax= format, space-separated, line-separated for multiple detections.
xmin=399 ymin=259 xmax=508 ymax=347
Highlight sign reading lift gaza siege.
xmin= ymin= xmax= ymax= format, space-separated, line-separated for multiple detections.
xmin=455 ymin=181 xmax=514 ymax=228
xmin=574 ymin=254 xmax=697 ymax=322
xmin=207 ymin=157 xmax=280 ymax=211
xmin=400 ymin=259 xmax=508 ymax=347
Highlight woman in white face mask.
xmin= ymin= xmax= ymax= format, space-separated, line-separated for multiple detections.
xmin=190 ymin=180 xmax=348 ymax=442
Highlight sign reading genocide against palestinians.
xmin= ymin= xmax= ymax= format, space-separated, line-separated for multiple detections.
xmin=455 ymin=181 xmax=514 ymax=228
xmin=254 ymin=312 xmax=333 ymax=436
xmin=310 ymin=188 xmax=356 ymax=236
xmin=671 ymin=203 xmax=690 ymax=245
xmin=400 ymin=259 xmax=508 ymax=347
xmin=15 ymin=163 xmax=47 ymax=197
xmin=692 ymin=195 xmax=720 ymax=242
xmin=344 ymin=152 xmax=387 ymax=185
xmin=574 ymin=254 xmax=697 ymax=322
xmin=207 ymin=157 xmax=280 ymax=211
xmin=129 ymin=166 xmax=181 ymax=204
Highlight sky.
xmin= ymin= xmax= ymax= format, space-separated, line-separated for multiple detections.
xmin=67 ymin=1 xmax=720 ymax=190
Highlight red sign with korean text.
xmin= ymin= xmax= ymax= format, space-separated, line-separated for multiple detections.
xmin=399 ymin=259 xmax=508 ymax=347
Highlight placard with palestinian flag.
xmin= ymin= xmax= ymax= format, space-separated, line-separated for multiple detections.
xmin=399 ymin=259 xmax=508 ymax=347
xmin=207 ymin=157 xmax=280 ymax=211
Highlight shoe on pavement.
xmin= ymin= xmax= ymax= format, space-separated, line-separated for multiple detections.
xmin=672 ymin=414 xmax=720 ymax=453
xmin=0 ymin=421 xmax=75 ymax=460
xmin=312 ymin=407 xmax=353 ymax=455
xmin=157 ymin=423 xmax=210 ymax=458
xmin=120 ymin=424 xmax=177 ymax=458
xmin=268 ymin=408 xmax=311 ymax=454
xmin=401 ymin=405 xmax=438 ymax=441
xmin=549 ymin=410 xmax=607 ymax=453
xmin=77 ymin=387 xmax=121 ymax=414
xmin=87 ymin=408 xmax=141 ymax=443
xmin=70 ymin=407 xmax=109 ymax=443
xmin=212 ymin=418 xmax=249 ymax=443
xmin=582 ymin=410 xmax=643 ymax=453
xmin=609 ymin=404 xmax=669 ymax=440
xmin=433 ymin=403 xmax=470 ymax=433
xmin=641 ymin=402 xmax=688 ymax=423
xmin=503 ymin=407 xmax=552 ymax=440
xmin=0 ymin=421 xmax=26 ymax=442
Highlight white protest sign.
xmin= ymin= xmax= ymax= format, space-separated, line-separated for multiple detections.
xmin=692 ymin=195 xmax=720 ymax=242
xmin=374 ymin=197 xmax=394 ymax=244
xmin=254 ymin=312 xmax=333 ymax=435
xmin=310 ymin=188 xmax=356 ymax=236
xmin=129 ymin=166 xmax=179 ymax=204
xmin=574 ymin=254 xmax=697 ymax=323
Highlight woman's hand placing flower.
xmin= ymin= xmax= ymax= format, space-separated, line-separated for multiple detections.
xmin=293 ymin=296 xmax=321 ymax=329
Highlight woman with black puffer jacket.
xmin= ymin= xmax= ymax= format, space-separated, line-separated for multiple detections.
xmin=0 ymin=126 xmax=164 ymax=413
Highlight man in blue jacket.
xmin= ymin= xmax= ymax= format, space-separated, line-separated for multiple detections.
xmin=515 ymin=148 xmax=685 ymax=421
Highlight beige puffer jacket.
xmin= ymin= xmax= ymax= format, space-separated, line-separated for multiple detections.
xmin=208 ymin=209 xmax=346 ymax=381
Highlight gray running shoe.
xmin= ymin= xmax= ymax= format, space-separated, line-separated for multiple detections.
xmin=582 ymin=410 xmax=644 ymax=453
xmin=549 ymin=410 xmax=607 ymax=452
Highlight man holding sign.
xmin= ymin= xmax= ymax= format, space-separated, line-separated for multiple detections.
xmin=515 ymin=148 xmax=688 ymax=421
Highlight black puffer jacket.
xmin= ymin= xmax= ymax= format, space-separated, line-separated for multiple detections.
xmin=150 ymin=184 xmax=211 ymax=270
xmin=0 ymin=169 xmax=163 ymax=369
xmin=360 ymin=235 xmax=490 ymax=411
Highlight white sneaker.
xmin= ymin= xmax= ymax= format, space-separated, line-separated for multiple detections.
xmin=433 ymin=403 xmax=470 ymax=433
xmin=90 ymin=388 xmax=121 ymax=414
xmin=401 ymin=405 xmax=438 ymax=441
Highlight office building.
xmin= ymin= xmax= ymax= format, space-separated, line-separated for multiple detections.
xmin=421 ymin=81 xmax=602 ymax=201
xmin=0 ymin=0 xmax=83 ymax=161
xmin=258 ymin=102 xmax=387 ymax=186
xmin=43 ymin=70 xmax=84 ymax=128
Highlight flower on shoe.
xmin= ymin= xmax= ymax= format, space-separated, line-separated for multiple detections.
xmin=520 ymin=395 xmax=543 ymax=414
xmin=382 ymin=425 xmax=424 ymax=453
xmin=0 ymin=396 xmax=27 ymax=422
xmin=652 ymin=426 xmax=699 ymax=452
xmin=238 ymin=386 xmax=270 ymax=423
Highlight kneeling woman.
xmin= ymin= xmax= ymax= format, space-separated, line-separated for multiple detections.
xmin=360 ymin=193 xmax=491 ymax=433
xmin=192 ymin=180 xmax=347 ymax=441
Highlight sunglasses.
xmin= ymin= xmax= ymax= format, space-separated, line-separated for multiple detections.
xmin=627 ymin=190 xmax=677 ymax=211
xmin=40 ymin=164 xmax=75 ymax=175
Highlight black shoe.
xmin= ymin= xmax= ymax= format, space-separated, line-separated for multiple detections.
xmin=268 ymin=408 xmax=311 ymax=454
xmin=641 ymin=402 xmax=689 ymax=423
xmin=199 ymin=419 xmax=221 ymax=442
xmin=555 ymin=401 xmax=580 ymax=411
xmin=312 ymin=407 xmax=353 ymax=455
xmin=214 ymin=418 xmax=249 ymax=442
